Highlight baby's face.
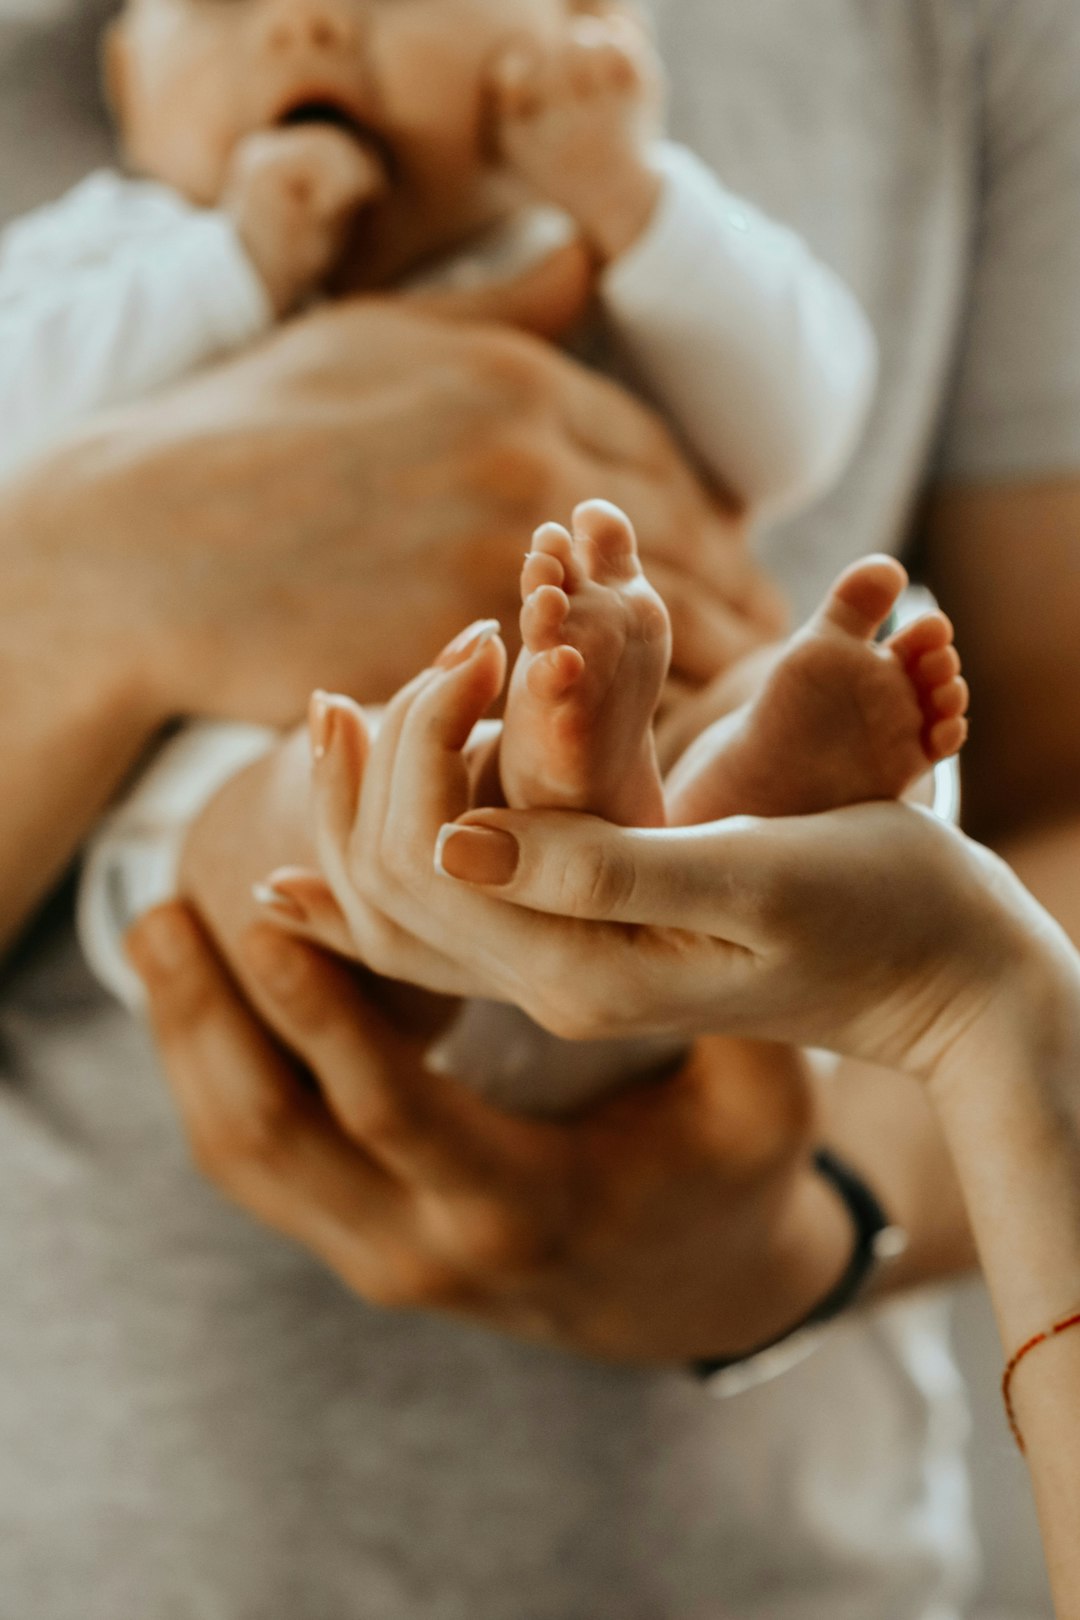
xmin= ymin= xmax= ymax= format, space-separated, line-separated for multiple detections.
xmin=110 ymin=0 xmax=576 ymax=284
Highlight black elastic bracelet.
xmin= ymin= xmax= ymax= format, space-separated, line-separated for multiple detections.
xmin=694 ymin=1147 xmax=906 ymax=1381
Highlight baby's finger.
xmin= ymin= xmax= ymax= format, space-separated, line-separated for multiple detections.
xmin=309 ymin=129 xmax=389 ymax=215
xmin=489 ymin=41 xmax=545 ymax=121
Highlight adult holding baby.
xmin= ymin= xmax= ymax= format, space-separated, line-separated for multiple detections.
xmin=5 ymin=5 xmax=1080 ymax=1620
xmin=131 ymin=714 xmax=1080 ymax=1613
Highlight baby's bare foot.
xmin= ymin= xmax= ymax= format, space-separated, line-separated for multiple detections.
xmin=492 ymin=16 xmax=664 ymax=262
xmin=500 ymin=500 xmax=671 ymax=827
xmin=666 ymin=556 xmax=970 ymax=826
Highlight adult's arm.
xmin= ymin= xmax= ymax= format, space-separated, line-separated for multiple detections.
xmin=928 ymin=941 xmax=1080 ymax=1613
xmin=0 ymin=455 xmax=159 ymax=957
xmin=1 ymin=276 xmax=776 ymax=963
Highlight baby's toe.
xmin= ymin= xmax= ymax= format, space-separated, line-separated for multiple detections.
xmin=821 ymin=555 xmax=908 ymax=641
xmin=928 ymin=675 xmax=970 ymax=722
xmin=532 ymin=521 xmax=585 ymax=591
xmin=888 ymin=610 xmax=954 ymax=667
xmin=525 ymin=644 xmax=585 ymax=703
xmin=927 ymin=714 xmax=969 ymax=761
xmin=913 ymin=643 xmax=961 ymax=690
xmin=521 ymin=583 xmax=571 ymax=651
xmin=521 ymin=549 xmax=565 ymax=602
xmin=572 ymin=499 xmax=639 ymax=583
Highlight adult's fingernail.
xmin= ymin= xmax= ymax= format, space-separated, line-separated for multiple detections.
xmin=126 ymin=905 xmax=198 ymax=977
xmin=435 ymin=824 xmax=520 ymax=886
xmin=434 ymin=619 xmax=501 ymax=671
xmin=252 ymin=881 xmax=308 ymax=924
xmin=309 ymin=690 xmax=338 ymax=763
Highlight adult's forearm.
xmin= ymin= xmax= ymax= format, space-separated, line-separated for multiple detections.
xmin=0 ymin=475 xmax=157 ymax=957
xmin=929 ymin=952 xmax=1080 ymax=1614
xmin=820 ymin=1056 xmax=977 ymax=1295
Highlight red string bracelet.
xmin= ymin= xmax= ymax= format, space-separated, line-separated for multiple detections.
xmin=1002 ymin=1308 xmax=1080 ymax=1454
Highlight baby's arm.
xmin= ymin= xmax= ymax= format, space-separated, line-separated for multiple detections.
xmin=0 ymin=130 xmax=379 ymax=480
xmin=493 ymin=17 xmax=877 ymax=516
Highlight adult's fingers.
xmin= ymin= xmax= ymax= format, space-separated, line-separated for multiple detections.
xmin=308 ymin=690 xmax=487 ymax=998
xmin=125 ymin=903 xmax=400 ymax=1286
xmin=381 ymin=630 xmax=507 ymax=864
xmin=352 ymin=621 xmax=501 ymax=876
xmin=238 ymin=923 xmax=552 ymax=1204
xmin=435 ymin=809 xmax=784 ymax=945
xmin=373 ymin=641 xmax=595 ymax=1005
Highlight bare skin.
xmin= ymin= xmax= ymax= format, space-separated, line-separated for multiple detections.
xmin=108 ymin=0 xmax=669 ymax=304
xmin=497 ymin=513 xmax=967 ymax=839
xmin=0 ymin=276 xmax=772 ymax=961
xmin=493 ymin=10 xmax=666 ymax=263
xmin=666 ymin=554 xmax=969 ymax=825
xmin=124 ymin=488 xmax=1080 ymax=1620
xmin=223 ymin=123 xmax=387 ymax=314
xmin=500 ymin=500 xmax=671 ymax=826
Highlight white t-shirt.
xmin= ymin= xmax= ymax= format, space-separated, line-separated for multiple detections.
xmin=3 ymin=1 xmax=1080 ymax=1615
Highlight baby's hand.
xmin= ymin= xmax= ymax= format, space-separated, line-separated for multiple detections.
xmin=492 ymin=13 xmax=665 ymax=264
xmin=224 ymin=125 xmax=386 ymax=316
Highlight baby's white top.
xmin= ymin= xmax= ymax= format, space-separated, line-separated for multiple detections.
xmin=0 ymin=143 xmax=876 ymax=506
xmin=0 ymin=170 xmax=272 ymax=478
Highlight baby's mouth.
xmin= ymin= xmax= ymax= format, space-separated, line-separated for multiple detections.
xmin=277 ymin=97 xmax=398 ymax=184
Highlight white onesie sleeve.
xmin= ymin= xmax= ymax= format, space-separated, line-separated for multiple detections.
xmin=602 ymin=142 xmax=878 ymax=516
xmin=0 ymin=170 xmax=273 ymax=480
xmin=77 ymin=721 xmax=278 ymax=1010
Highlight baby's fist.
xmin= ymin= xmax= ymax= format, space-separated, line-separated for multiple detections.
xmin=493 ymin=13 xmax=665 ymax=262
xmin=225 ymin=125 xmax=386 ymax=315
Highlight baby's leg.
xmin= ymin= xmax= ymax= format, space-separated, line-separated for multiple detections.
xmin=499 ymin=500 xmax=671 ymax=827
xmin=666 ymin=556 xmax=969 ymax=826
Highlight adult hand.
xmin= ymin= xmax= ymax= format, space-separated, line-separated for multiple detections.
xmin=127 ymin=900 xmax=847 ymax=1364
xmin=266 ymin=624 xmax=1049 ymax=1081
xmin=30 ymin=284 xmax=775 ymax=734
xmin=436 ymin=795 xmax=1052 ymax=1081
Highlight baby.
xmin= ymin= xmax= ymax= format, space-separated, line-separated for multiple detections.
xmin=1 ymin=0 xmax=882 ymax=1022
xmin=2 ymin=0 xmax=875 ymax=502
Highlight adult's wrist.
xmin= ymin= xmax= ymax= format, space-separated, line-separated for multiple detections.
xmin=698 ymin=1148 xmax=907 ymax=1387
xmin=926 ymin=925 xmax=1080 ymax=1122
xmin=708 ymin=1152 xmax=854 ymax=1363
xmin=926 ymin=934 xmax=1080 ymax=1343
xmin=2 ymin=437 xmax=174 ymax=739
